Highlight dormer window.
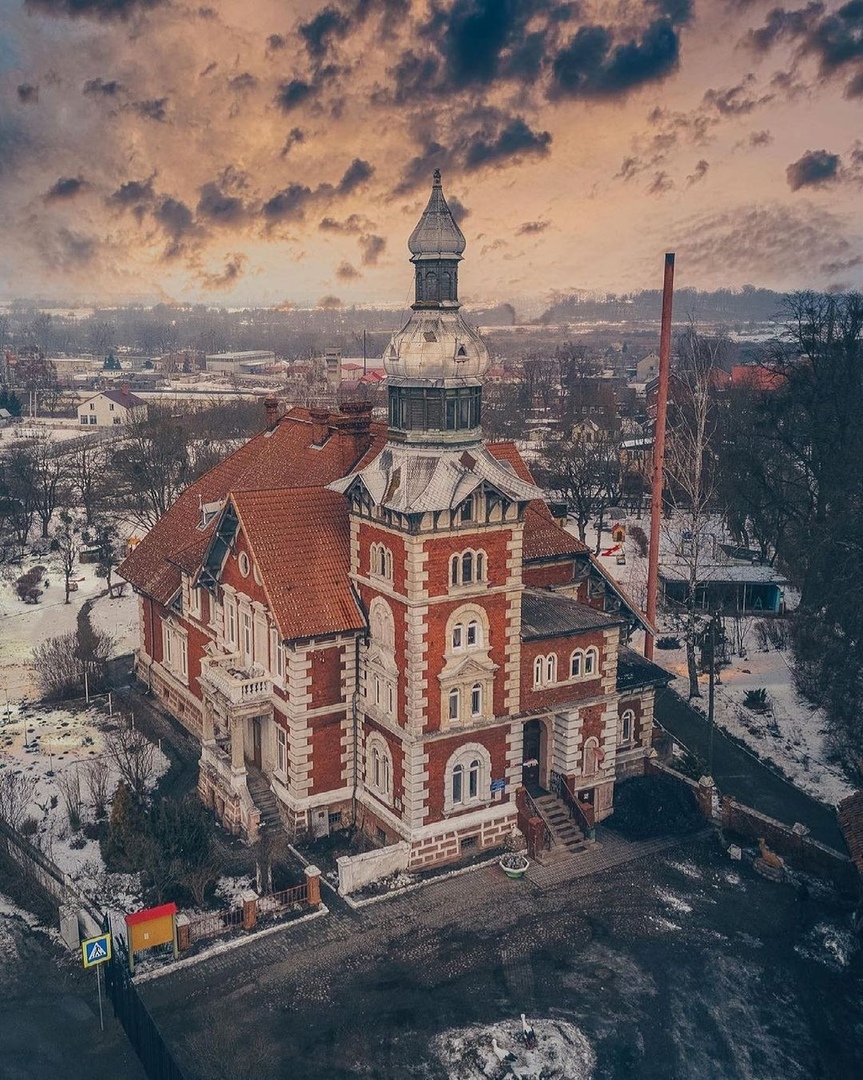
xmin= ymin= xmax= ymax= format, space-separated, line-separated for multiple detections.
xmin=199 ymin=499 xmax=224 ymax=530
xmin=455 ymin=343 xmax=468 ymax=360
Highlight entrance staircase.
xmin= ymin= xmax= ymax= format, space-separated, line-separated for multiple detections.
xmin=246 ymin=767 xmax=283 ymax=833
xmin=533 ymin=793 xmax=592 ymax=863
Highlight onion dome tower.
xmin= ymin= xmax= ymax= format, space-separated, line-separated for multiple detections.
xmin=384 ymin=170 xmax=490 ymax=445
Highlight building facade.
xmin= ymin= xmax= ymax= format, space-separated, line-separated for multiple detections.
xmin=119 ymin=173 xmax=669 ymax=868
xmin=77 ymin=386 xmax=146 ymax=427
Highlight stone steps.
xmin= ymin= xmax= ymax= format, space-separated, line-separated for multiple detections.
xmin=246 ymin=769 xmax=283 ymax=830
xmin=533 ymin=793 xmax=591 ymax=861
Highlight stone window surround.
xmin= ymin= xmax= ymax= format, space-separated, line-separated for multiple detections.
xmin=443 ymin=742 xmax=492 ymax=814
xmin=365 ymin=731 xmax=394 ymax=805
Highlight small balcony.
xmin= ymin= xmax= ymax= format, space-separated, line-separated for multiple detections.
xmin=200 ymin=654 xmax=273 ymax=708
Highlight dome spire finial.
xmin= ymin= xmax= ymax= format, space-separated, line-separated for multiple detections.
xmin=433 ymin=168 xmax=442 ymax=186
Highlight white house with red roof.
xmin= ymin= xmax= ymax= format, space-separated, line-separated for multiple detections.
xmin=119 ymin=174 xmax=670 ymax=869
xmin=77 ymin=386 xmax=146 ymax=428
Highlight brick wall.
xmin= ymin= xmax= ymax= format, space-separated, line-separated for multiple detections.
xmin=310 ymin=645 xmax=344 ymax=709
xmin=523 ymin=560 xmax=577 ymax=588
xmin=423 ymin=727 xmax=510 ymax=821
xmin=424 ymin=528 xmax=513 ymax=594
xmin=310 ymin=710 xmax=349 ymax=794
xmin=521 ymin=629 xmax=607 ymax=711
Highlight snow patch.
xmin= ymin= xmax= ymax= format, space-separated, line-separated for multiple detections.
xmin=432 ymin=1018 xmax=595 ymax=1080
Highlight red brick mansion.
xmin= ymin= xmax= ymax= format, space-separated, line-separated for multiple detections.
xmin=119 ymin=172 xmax=670 ymax=868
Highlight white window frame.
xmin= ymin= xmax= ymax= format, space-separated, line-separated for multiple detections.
xmin=584 ymin=647 xmax=598 ymax=676
xmin=450 ymin=548 xmax=487 ymax=589
xmin=276 ymin=726 xmax=288 ymax=776
xmin=444 ymin=743 xmax=491 ymax=813
xmin=366 ymin=733 xmax=393 ymax=804
xmin=224 ymin=596 xmax=238 ymax=649
xmin=161 ymin=620 xmax=188 ymax=684
xmin=621 ymin=708 xmax=635 ymax=745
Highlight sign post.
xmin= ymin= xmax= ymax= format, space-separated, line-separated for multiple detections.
xmin=81 ymin=933 xmax=112 ymax=1032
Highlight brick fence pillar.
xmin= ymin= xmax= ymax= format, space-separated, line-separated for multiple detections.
xmin=305 ymin=864 xmax=322 ymax=908
xmin=241 ymin=890 xmax=257 ymax=931
xmin=175 ymin=913 xmax=190 ymax=952
xmin=525 ymin=817 xmax=545 ymax=859
xmin=697 ymin=775 xmax=718 ymax=821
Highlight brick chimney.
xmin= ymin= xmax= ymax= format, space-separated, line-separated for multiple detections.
xmin=334 ymin=401 xmax=373 ymax=471
xmin=263 ymin=395 xmax=279 ymax=430
xmin=309 ymin=407 xmax=331 ymax=447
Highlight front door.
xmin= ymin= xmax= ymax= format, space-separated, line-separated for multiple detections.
xmin=522 ymin=719 xmax=542 ymax=793
xmin=252 ymin=718 xmax=262 ymax=769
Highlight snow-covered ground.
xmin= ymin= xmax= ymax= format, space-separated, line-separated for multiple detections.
xmin=0 ymin=549 xmax=138 ymax=700
xmin=0 ymin=700 xmax=169 ymax=915
xmin=571 ymin=517 xmax=855 ymax=807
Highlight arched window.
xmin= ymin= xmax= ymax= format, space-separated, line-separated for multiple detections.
xmin=546 ymin=654 xmax=557 ymax=684
xmin=470 ymin=683 xmax=482 ymax=717
xmin=370 ymin=543 xmax=393 ymax=582
xmin=366 ymin=734 xmax=393 ymax=802
xmin=468 ymin=758 xmax=480 ymax=798
xmin=452 ymin=624 xmax=463 ymax=649
xmin=445 ymin=744 xmax=491 ymax=811
xmin=448 ymin=687 xmax=460 ymax=722
xmin=621 ymin=709 xmax=635 ymax=744
xmin=570 ymin=650 xmax=582 ymax=678
xmin=368 ymin=597 xmax=395 ymax=650
xmin=583 ymin=737 xmax=599 ymax=776
xmin=584 ymin=647 xmax=598 ymax=676
xmin=534 ymin=656 xmax=544 ymax=688
xmin=452 ymin=763 xmax=464 ymax=804
xmin=467 ymin=620 xmax=479 ymax=646
xmin=450 ymin=549 xmax=487 ymax=587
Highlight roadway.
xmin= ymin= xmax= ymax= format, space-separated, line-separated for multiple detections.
xmin=654 ymin=685 xmax=846 ymax=850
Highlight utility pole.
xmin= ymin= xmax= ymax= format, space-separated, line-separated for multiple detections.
xmin=707 ymin=612 xmax=716 ymax=778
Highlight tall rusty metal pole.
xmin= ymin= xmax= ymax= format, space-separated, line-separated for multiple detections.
xmin=645 ymin=253 xmax=675 ymax=660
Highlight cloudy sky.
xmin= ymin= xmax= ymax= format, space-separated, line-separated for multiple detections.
xmin=2 ymin=0 xmax=863 ymax=309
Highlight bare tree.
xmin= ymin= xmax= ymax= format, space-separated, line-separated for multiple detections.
xmin=662 ymin=325 xmax=727 ymax=697
xmin=67 ymin=438 xmax=110 ymax=526
xmin=110 ymin=406 xmax=193 ymax=529
xmin=5 ymin=435 xmax=70 ymax=538
xmin=535 ymin=427 xmax=622 ymax=546
xmin=86 ymin=757 xmax=111 ymax=819
xmin=0 ymin=770 xmax=37 ymax=829
xmin=105 ymin=717 xmax=158 ymax=800
xmin=56 ymin=512 xmax=79 ymax=604
xmin=57 ymin=766 xmax=84 ymax=831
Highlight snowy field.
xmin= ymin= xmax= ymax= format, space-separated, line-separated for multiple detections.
xmin=0 ymin=548 xmax=138 ymax=700
xmin=572 ymin=517 xmax=855 ymax=807
xmin=0 ymin=699 xmax=169 ymax=915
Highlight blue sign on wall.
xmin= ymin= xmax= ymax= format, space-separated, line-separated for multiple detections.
xmin=490 ymin=778 xmax=506 ymax=793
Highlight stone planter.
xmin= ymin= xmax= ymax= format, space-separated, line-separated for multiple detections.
xmin=499 ymin=854 xmax=529 ymax=879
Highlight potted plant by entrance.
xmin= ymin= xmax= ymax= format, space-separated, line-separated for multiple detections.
xmin=499 ymin=852 xmax=530 ymax=879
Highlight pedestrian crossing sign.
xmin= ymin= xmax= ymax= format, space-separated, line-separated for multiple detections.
xmin=82 ymin=933 xmax=112 ymax=968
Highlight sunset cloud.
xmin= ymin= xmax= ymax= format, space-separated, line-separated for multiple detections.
xmin=0 ymin=0 xmax=861 ymax=303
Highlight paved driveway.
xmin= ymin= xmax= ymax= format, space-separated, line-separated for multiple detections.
xmin=655 ymin=686 xmax=846 ymax=850
xmin=139 ymin=834 xmax=863 ymax=1080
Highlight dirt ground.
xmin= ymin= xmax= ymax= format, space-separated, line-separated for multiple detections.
xmin=139 ymin=833 xmax=863 ymax=1080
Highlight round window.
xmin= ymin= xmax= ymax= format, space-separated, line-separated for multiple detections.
xmin=238 ymin=551 xmax=250 ymax=577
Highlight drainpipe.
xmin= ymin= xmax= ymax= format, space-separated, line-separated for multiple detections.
xmin=351 ymin=634 xmax=361 ymax=827
xmin=147 ymin=596 xmax=155 ymax=692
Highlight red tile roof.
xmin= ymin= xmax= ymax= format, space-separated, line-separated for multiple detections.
xmin=230 ymin=488 xmax=365 ymax=641
xmin=487 ymin=442 xmax=588 ymax=560
xmin=119 ymin=407 xmax=388 ymax=607
xmin=119 ymin=413 xmax=585 ymax=635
